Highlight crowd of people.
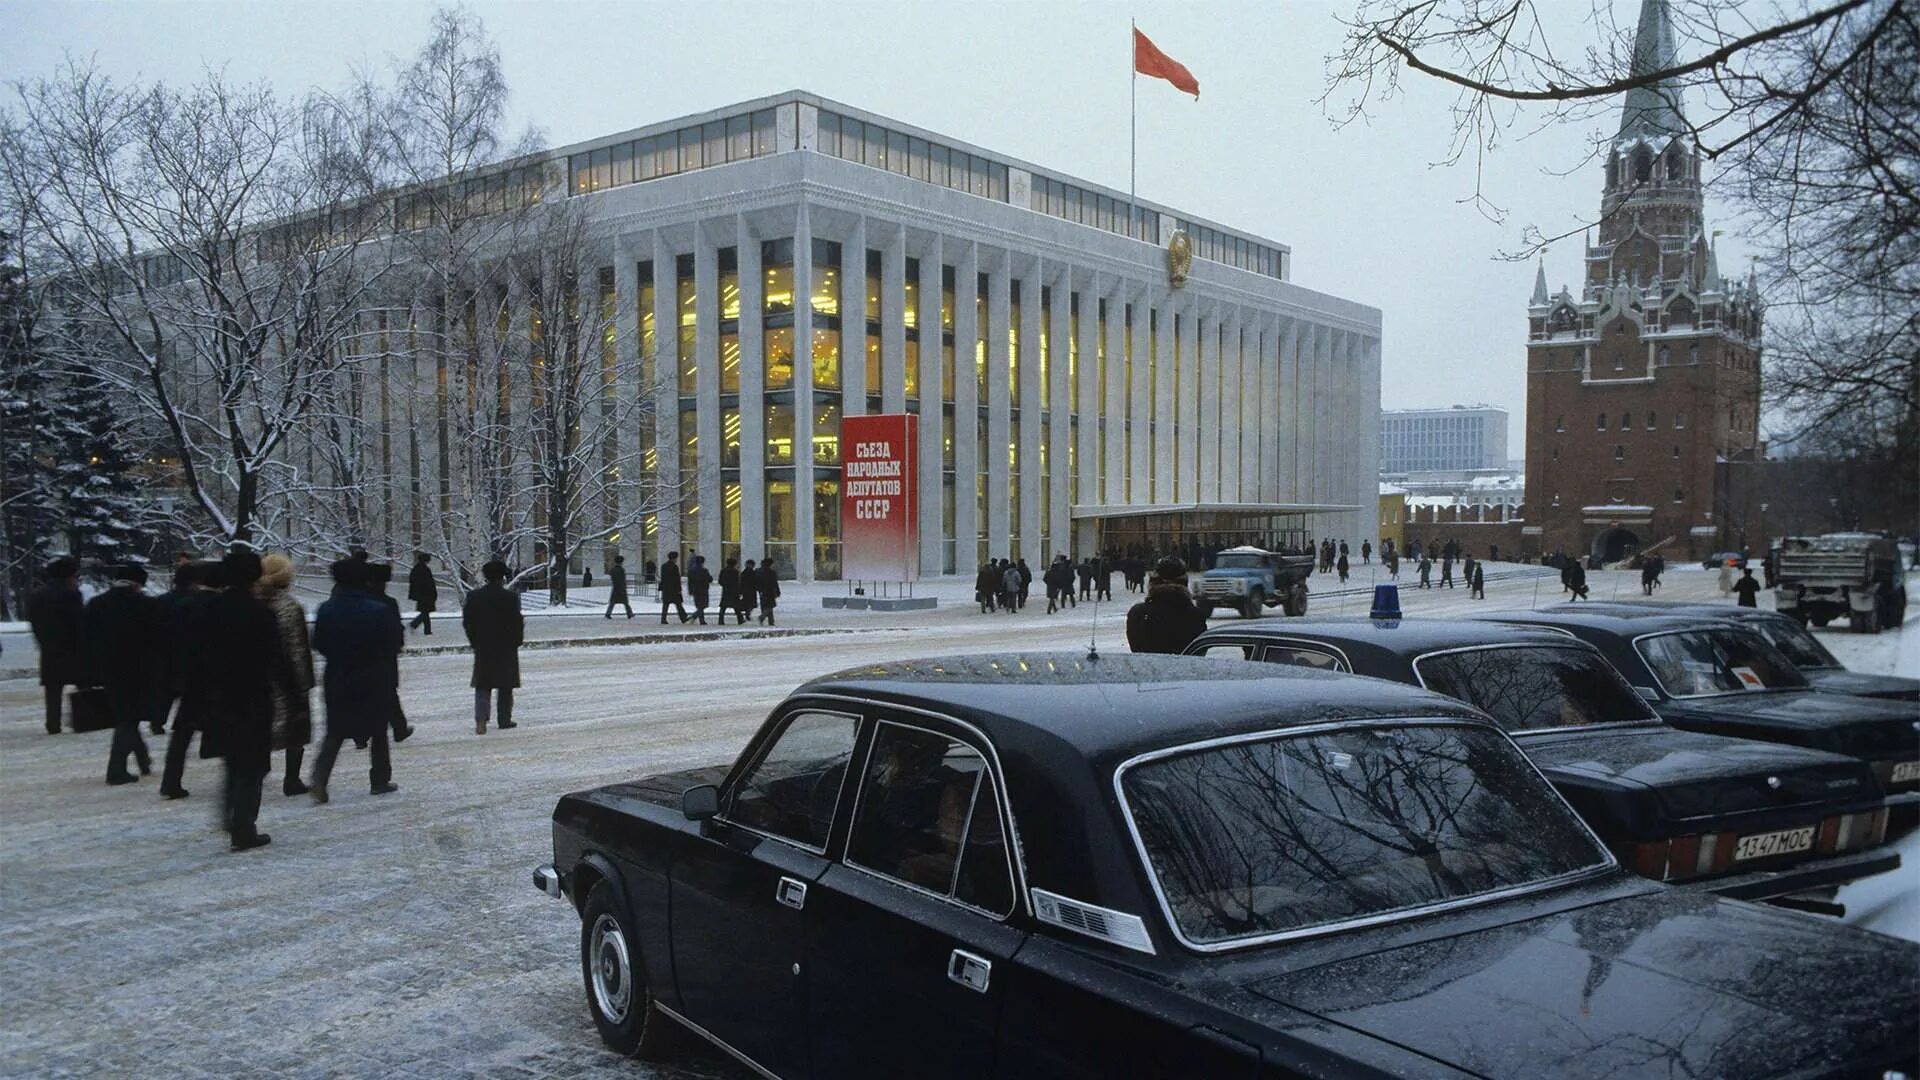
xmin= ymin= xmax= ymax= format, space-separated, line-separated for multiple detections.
xmin=971 ymin=554 xmax=1153 ymax=615
xmin=24 ymin=549 xmax=526 ymax=853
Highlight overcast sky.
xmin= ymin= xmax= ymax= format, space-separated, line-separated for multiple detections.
xmin=1 ymin=0 xmax=1755 ymax=454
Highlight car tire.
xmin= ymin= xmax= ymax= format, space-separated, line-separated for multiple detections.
xmin=580 ymin=880 xmax=680 ymax=1060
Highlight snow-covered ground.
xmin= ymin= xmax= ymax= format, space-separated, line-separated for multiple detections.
xmin=0 ymin=563 xmax=1912 ymax=1077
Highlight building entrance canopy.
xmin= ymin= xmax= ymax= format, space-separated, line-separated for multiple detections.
xmin=1074 ymin=502 xmax=1358 ymax=565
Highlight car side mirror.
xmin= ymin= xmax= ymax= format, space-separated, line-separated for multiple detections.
xmin=682 ymin=784 xmax=720 ymax=821
xmin=1634 ymin=686 xmax=1660 ymax=701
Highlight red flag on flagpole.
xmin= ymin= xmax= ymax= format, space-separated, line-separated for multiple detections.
xmin=1133 ymin=27 xmax=1199 ymax=98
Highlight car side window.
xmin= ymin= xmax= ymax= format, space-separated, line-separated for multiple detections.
xmin=1259 ymin=646 xmax=1346 ymax=672
xmin=847 ymin=722 xmax=1016 ymax=917
xmin=725 ymin=710 xmax=860 ymax=850
xmin=1189 ymin=642 xmax=1254 ymax=660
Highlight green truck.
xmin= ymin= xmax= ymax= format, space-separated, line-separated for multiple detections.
xmin=1190 ymin=545 xmax=1314 ymax=619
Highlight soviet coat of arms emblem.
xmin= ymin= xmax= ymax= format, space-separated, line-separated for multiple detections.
xmin=1167 ymin=230 xmax=1192 ymax=287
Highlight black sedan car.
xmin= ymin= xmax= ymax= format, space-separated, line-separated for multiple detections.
xmin=1474 ymin=606 xmax=1920 ymax=793
xmin=534 ymin=653 xmax=1918 ymax=1079
xmin=1575 ymin=601 xmax=1920 ymax=702
xmin=1184 ymin=620 xmax=1897 ymax=900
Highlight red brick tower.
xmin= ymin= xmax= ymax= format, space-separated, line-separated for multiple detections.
xmin=1523 ymin=0 xmax=1764 ymax=564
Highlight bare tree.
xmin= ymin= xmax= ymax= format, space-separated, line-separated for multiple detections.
xmin=1 ymin=62 xmax=392 ymax=547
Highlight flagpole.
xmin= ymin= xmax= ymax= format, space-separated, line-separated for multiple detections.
xmin=1130 ymin=18 xmax=1137 ymax=229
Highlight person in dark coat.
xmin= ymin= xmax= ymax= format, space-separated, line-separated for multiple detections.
xmin=756 ymin=558 xmax=781 ymax=625
xmin=736 ymin=559 xmax=758 ymax=624
xmin=658 ymin=551 xmax=688 ymax=624
xmin=26 ymin=557 xmax=84 ymax=735
xmin=718 ymin=558 xmax=741 ymax=623
xmin=407 ymin=552 xmax=437 ymax=634
xmin=158 ymin=561 xmax=220 ymax=799
xmin=257 ymin=554 xmax=315 ymax=795
xmin=463 ymin=559 xmax=524 ymax=733
xmin=1640 ymin=559 xmax=1658 ymax=596
xmin=1127 ymin=557 xmax=1207 ymax=655
xmin=309 ymin=557 xmax=403 ymax=803
xmin=975 ymin=563 xmax=998 ymax=613
xmin=1566 ymin=559 xmax=1590 ymax=600
xmin=1418 ymin=556 xmax=1432 ymax=588
xmin=1440 ymin=555 xmax=1455 ymax=589
xmin=1470 ymin=561 xmax=1486 ymax=599
xmin=1733 ymin=567 xmax=1762 ymax=608
xmin=1095 ymin=557 xmax=1113 ymax=601
xmin=365 ymin=562 xmax=414 ymax=744
xmin=687 ymin=555 xmax=713 ymax=625
xmin=84 ymin=564 xmax=159 ymax=785
xmin=1077 ymin=558 xmax=1094 ymax=601
xmin=1361 ymin=540 xmax=1372 ymax=565
xmin=199 ymin=550 xmax=287 ymax=850
xmin=605 ymin=554 xmax=633 ymax=620
xmin=1336 ymin=553 xmax=1350 ymax=583
xmin=1015 ymin=558 xmax=1033 ymax=610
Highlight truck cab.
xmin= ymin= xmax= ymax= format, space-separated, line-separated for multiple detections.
xmin=1191 ymin=545 xmax=1312 ymax=619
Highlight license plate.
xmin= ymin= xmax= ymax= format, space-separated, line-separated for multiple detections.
xmin=1732 ymin=826 xmax=1817 ymax=862
xmin=1892 ymin=761 xmax=1920 ymax=784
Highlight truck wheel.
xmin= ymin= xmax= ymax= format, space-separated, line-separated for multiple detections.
xmin=581 ymin=881 xmax=681 ymax=1060
xmin=1243 ymin=591 xmax=1263 ymax=618
xmin=1283 ymin=591 xmax=1307 ymax=617
xmin=1848 ymin=609 xmax=1881 ymax=634
xmin=1892 ymin=589 xmax=1908 ymax=628
xmin=1811 ymin=615 xmax=1830 ymax=628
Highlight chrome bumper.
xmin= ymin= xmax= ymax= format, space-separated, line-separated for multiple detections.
xmin=1700 ymin=846 xmax=1901 ymax=902
xmin=533 ymin=862 xmax=564 ymax=900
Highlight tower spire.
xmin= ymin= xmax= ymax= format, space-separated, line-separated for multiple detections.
xmin=1530 ymin=256 xmax=1550 ymax=305
xmin=1618 ymin=0 xmax=1687 ymax=141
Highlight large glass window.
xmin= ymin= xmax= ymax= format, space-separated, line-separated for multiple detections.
xmin=726 ymin=711 xmax=860 ymax=850
xmin=941 ymin=266 xmax=957 ymax=403
xmin=719 ymin=247 xmax=740 ymax=393
xmin=703 ymin=121 xmax=727 ymax=169
xmin=887 ymin=129 xmax=908 ymax=175
xmin=813 ymin=400 xmax=841 ymax=465
xmin=752 ymin=109 xmax=776 ymax=157
xmin=762 ymin=238 xmax=794 ymax=316
xmin=679 ymin=127 xmax=702 ymax=173
xmin=676 ymin=254 xmax=696 ymax=393
xmin=1008 ymin=281 xmax=1022 ymax=409
xmin=727 ymin=114 xmax=751 ymax=163
xmin=847 ymin=723 xmax=1015 ymax=914
xmin=1636 ymin=630 xmax=1810 ymax=698
xmin=814 ymin=479 xmax=841 ymax=580
xmin=1415 ymin=647 xmax=1658 ymax=732
xmin=1122 ymin=723 xmax=1608 ymax=946
xmin=812 ymin=239 xmax=842 ymax=391
xmin=903 ymin=257 xmax=921 ymax=401
xmin=866 ymin=249 xmax=883 ymax=398
xmin=766 ymin=401 xmax=796 ymax=465
xmin=817 ymin=112 xmax=840 ymax=158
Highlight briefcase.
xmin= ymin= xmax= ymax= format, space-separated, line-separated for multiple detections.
xmin=68 ymin=687 xmax=114 ymax=733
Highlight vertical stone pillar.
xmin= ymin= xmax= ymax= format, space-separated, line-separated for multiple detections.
xmin=1017 ymin=253 xmax=1042 ymax=552
xmin=651 ymin=232 xmax=680 ymax=565
xmin=883 ymin=225 xmax=907 ymax=415
xmin=737 ymin=214 xmax=766 ymax=563
xmin=1128 ymin=280 xmax=1151 ymax=505
xmin=1075 ymin=268 xmax=1100 ymax=518
xmin=1102 ymin=277 xmax=1126 ymax=507
xmin=986 ymin=248 xmax=1011 ymax=557
xmin=841 ymin=216 xmax=867 ymax=415
xmin=1153 ymin=286 xmax=1176 ymax=505
xmin=916 ymin=234 xmax=943 ymax=577
xmin=1047 ymin=264 xmax=1072 ymax=557
xmin=1197 ymin=299 xmax=1219 ymax=502
xmin=1219 ymin=308 xmax=1242 ymax=502
xmin=695 ymin=224 xmax=722 ymax=562
xmin=951 ymin=241 xmax=979 ymax=570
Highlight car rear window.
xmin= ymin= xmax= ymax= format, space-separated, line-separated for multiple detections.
xmin=1414 ymin=646 xmax=1656 ymax=731
xmin=1120 ymin=722 xmax=1608 ymax=947
xmin=1636 ymin=629 xmax=1811 ymax=697
xmin=1747 ymin=618 xmax=1840 ymax=670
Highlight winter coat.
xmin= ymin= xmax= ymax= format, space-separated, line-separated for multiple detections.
xmin=155 ymin=588 xmax=216 ymax=728
xmin=736 ymin=568 xmax=758 ymax=611
xmin=407 ymin=562 xmax=438 ymax=612
xmin=975 ymin=566 xmax=998 ymax=601
xmin=756 ymin=565 xmax=781 ymax=608
xmin=83 ymin=585 xmax=162 ymax=729
xmin=688 ymin=561 xmax=713 ymax=607
xmin=1733 ymin=576 xmax=1761 ymax=607
xmin=1001 ymin=566 xmax=1022 ymax=596
xmin=462 ymin=582 xmax=524 ymax=688
xmin=198 ymin=588 xmax=286 ymax=771
xmin=718 ymin=566 xmax=740 ymax=608
xmin=260 ymin=585 xmax=314 ymax=749
xmin=26 ymin=583 xmax=84 ymax=687
xmin=313 ymin=588 xmax=404 ymax=743
xmin=659 ymin=559 xmax=684 ymax=602
xmin=608 ymin=564 xmax=629 ymax=603
xmin=1126 ymin=584 xmax=1208 ymax=655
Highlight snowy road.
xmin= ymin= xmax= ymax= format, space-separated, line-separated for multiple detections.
xmin=0 ymin=565 xmax=1913 ymax=1077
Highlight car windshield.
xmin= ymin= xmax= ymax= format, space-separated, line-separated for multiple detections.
xmin=1121 ymin=722 xmax=1609 ymax=947
xmin=1746 ymin=618 xmax=1840 ymax=670
xmin=1635 ymin=629 xmax=1812 ymax=697
xmin=1213 ymin=553 xmax=1268 ymax=570
xmin=1414 ymin=646 xmax=1657 ymax=731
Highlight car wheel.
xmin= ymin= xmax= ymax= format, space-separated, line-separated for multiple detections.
xmin=580 ymin=881 xmax=680 ymax=1060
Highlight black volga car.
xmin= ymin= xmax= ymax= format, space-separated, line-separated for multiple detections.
xmin=533 ymin=653 xmax=1919 ymax=1079
xmin=1474 ymin=607 xmax=1920 ymax=794
xmin=1576 ymin=601 xmax=1920 ymax=702
xmin=1183 ymin=620 xmax=1897 ymax=900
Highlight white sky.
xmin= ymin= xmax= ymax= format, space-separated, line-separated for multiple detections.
xmin=0 ymin=0 xmax=1755 ymax=454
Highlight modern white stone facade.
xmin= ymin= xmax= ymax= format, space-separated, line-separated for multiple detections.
xmin=534 ymin=91 xmax=1380 ymax=581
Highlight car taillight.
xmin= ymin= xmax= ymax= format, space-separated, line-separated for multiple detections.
xmin=1617 ymin=810 xmax=1887 ymax=882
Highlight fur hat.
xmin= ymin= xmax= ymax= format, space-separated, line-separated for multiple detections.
xmin=259 ymin=553 xmax=295 ymax=590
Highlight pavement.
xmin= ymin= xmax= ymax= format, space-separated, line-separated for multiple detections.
xmin=0 ymin=564 xmax=1913 ymax=1077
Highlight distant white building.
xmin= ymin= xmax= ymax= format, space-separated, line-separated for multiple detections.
xmin=1380 ymin=405 xmax=1510 ymax=473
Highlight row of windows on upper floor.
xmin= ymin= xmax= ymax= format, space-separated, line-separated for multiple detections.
xmin=1555 ymin=412 xmax=1686 ymax=432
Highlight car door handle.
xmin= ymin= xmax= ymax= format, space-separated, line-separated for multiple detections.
xmin=948 ymin=948 xmax=991 ymax=994
xmin=775 ymin=876 xmax=807 ymax=910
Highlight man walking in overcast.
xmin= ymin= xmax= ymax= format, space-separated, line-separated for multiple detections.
xmin=407 ymin=552 xmax=437 ymax=634
xmin=200 ymin=550 xmax=286 ymax=851
xmin=464 ymin=559 xmax=524 ymax=733
xmin=605 ymin=554 xmax=633 ymax=619
xmin=26 ymin=557 xmax=84 ymax=735
xmin=1126 ymin=557 xmax=1207 ymax=654
xmin=310 ymin=557 xmax=403 ymax=803
xmin=658 ymin=550 xmax=688 ymax=624
xmin=84 ymin=563 xmax=159 ymax=785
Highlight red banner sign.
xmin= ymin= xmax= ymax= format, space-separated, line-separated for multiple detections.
xmin=840 ymin=413 xmax=918 ymax=582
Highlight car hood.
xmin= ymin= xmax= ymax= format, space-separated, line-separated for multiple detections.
xmin=1244 ymin=888 xmax=1918 ymax=1079
xmin=1522 ymin=727 xmax=1876 ymax=819
xmin=1805 ymin=668 xmax=1920 ymax=702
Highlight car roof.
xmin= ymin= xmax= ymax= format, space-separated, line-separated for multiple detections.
xmin=798 ymin=651 xmax=1490 ymax=770
xmin=1193 ymin=617 xmax=1585 ymax=659
xmin=1468 ymin=605 xmax=1738 ymax=637
xmin=1575 ymin=601 xmax=1789 ymax=624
